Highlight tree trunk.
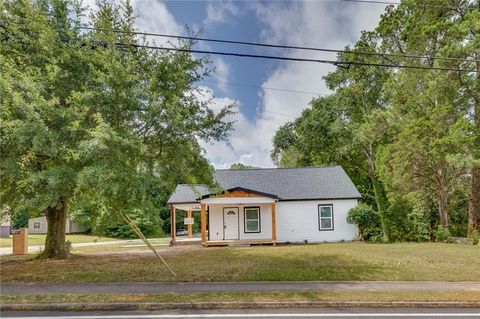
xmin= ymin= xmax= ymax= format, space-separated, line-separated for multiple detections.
xmin=39 ymin=202 xmax=69 ymax=259
xmin=372 ymin=174 xmax=390 ymax=242
xmin=438 ymin=188 xmax=449 ymax=228
xmin=469 ymin=167 xmax=480 ymax=234
xmin=468 ymin=59 xmax=480 ymax=234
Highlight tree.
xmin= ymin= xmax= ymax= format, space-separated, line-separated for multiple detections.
xmin=230 ymin=163 xmax=257 ymax=169
xmin=375 ymin=0 xmax=479 ymax=231
xmin=272 ymin=32 xmax=394 ymax=241
xmin=0 ymin=0 xmax=233 ymax=258
xmin=378 ymin=71 xmax=473 ymax=228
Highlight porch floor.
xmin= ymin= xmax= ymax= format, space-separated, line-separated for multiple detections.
xmin=205 ymin=239 xmax=275 ymax=247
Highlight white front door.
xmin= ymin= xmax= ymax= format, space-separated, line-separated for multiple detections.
xmin=223 ymin=207 xmax=239 ymax=240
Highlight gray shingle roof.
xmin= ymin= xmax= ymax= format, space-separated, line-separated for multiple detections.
xmin=167 ymin=184 xmax=210 ymax=204
xmin=167 ymin=166 xmax=361 ymax=204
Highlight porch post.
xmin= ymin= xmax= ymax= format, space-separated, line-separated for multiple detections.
xmin=187 ymin=209 xmax=192 ymax=239
xmin=201 ymin=203 xmax=207 ymax=245
xmin=171 ymin=206 xmax=176 ymax=242
xmin=271 ymin=202 xmax=277 ymax=246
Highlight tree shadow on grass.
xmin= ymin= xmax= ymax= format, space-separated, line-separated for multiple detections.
xmin=229 ymin=249 xmax=396 ymax=281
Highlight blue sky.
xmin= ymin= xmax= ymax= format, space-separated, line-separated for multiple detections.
xmin=87 ymin=0 xmax=389 ymax=168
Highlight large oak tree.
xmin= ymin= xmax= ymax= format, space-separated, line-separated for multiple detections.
xmin=0 ymin=0 xmax=233 ymax=258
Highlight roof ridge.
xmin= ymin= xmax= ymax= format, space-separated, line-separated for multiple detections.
xmin=215 ymin=165 xmax=341 ymax=172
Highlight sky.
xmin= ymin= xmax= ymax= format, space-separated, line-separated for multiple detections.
xmin=87 ymin=0 xmax=390 ymax=169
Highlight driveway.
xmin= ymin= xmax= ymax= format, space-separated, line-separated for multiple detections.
xmin=0 ymin=239 xmax=154 ymax=255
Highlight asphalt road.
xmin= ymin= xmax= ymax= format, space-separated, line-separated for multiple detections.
xmin=3 ymin=281 xmax=480 ymax=295
xmin=2 ymin=308 xmax=480 ymax=319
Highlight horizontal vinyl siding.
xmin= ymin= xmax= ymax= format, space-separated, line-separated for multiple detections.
xmin=28 ymin=217 xmax=87 ymax=234
xmin=28 ymin=217 xmax=48 ymax=234
xmin=276 ymin=199 xmax=358 ymax=243
xmin=207 ymin=204 xmax=272 ymax=241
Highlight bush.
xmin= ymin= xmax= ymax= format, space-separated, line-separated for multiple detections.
xmin=347 ymin=203 xmax=382 ymax=241
xmin=433 ymin=225 xmax=451 ymax=242
xmin=469 ymin=230 xmax=479 ymax=245
xmin=105 ymin=209 xmax=161 ymax=239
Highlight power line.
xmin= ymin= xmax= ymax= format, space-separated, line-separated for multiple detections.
xmin=120 ymin=43 xmax=478 ymax=73
xmin=203 ymin=80 xmax=324 ymax=96
xmin=229 ymin=102 xmax=297 ymax=120
xmin=338 ymin=0 xmax=455 ymax=8
xmin=78 ymin=26 xmax=479 ymax=64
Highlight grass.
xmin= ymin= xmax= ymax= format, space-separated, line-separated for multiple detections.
xmin=1 ymin=243 xmax=479 ymax=283
xmin=2 ymin=291 xmax=480 ymax=304
xmin=0 ymin=234 xmax=119 ymax=248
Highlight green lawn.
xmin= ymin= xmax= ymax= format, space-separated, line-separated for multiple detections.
xmin=1 ymin=243 xmax=479 ymax=283
xmin=0 ymin=234 xmax=119 ymax=248
xmin=2 ymin=291 xmax=480 ymax=305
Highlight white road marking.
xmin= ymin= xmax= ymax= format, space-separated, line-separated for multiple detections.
xmin=6 ymin=313 xmax=480 ymax=318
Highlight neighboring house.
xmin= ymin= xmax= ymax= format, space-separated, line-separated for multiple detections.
xmin=28 ymin=216 xmax=88 ymax=234
xmin=167 ymin=166 xmax=361 ymax=246
xmin=0 ymin=216 xmax=11 ymax=238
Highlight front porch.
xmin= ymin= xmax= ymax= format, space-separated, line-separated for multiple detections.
xmin=169 ymin=188 xmax=278 ymax=247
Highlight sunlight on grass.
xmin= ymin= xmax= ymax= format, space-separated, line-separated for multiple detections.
xmin=1 ymin=243 xmax=479 ymax=283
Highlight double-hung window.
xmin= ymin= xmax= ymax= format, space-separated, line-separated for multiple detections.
xmin=318 ymin=204 xmax=334 ymax=231
xmin=244 ymin=207 xmax=261 ymax=233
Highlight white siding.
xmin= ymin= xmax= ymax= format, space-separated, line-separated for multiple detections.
xmin=28 ymin=216 xmax=87 ymax=234
xmin=276 ymin=199 xmax=358 ymax=243
xmin=69 ymin=220 xmax=88 ymax=233
xmin=208 ymin=204 xmax=272 ymax=241
xmin=28 ymin=216 xmax=48 ymax=234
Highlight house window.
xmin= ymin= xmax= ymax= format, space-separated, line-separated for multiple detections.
xmin=318 ymin=205 xmax=334 ymax=231
xmin=244 ymin=207 xmax=260 ymax=233
xmin=34 ymin=222 xmax=40 ymax=229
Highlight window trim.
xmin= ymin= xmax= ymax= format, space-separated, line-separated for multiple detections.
xmin=318 ymin=204 xmax=334 ymax=231
xmin=33 ymin=222 xmax=40 ymax=229
xmin=243 ymin=206 xmax=261 ymax=233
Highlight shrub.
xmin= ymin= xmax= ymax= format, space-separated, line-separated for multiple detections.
xmin=347 ymin=203 xmax=382 ymax=241
xmin=469 ymin=230 xmax=479 ymax=245
xmin=433 ymin=226 xmax=451 ymax=242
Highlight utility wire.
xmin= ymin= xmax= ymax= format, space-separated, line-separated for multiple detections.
xmin=203 ymin=80 xmax=323 ymax=96
xmin=118 ymin=43 xmax=478 ymax=73
xmin=78 ymin=26 xmax=479 ymax=64
xmin=338 ymin=0 xmax=455 ymax=8
xmin=229 ymin=102 xmax=298 ymax=120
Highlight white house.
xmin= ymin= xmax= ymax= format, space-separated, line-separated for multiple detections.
xmin=167 ymin=166 xmax=361 ymax=246
xmin=28 ymin=216 xmax=88 ymax=234
xmin=0 ymin=215 xmax=11 ymax=238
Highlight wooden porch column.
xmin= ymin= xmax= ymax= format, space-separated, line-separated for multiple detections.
xmin=201 ymin=203 xmax=207 ymax=245
xmin=187 ymin=209 xmax=192 ymax=239
xmin=271 ymin=202 xmax=277 ymax=246
xmin=171 ymin=205 xmax=176 ymax=242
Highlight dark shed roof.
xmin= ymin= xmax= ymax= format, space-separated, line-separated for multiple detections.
xmin=167 ymin=166 xmax=361 ymax=204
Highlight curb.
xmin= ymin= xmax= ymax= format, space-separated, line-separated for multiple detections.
xmin=2 ymin=301 xmax=480 ymax=311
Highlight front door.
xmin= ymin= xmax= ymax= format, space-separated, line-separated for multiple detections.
xmin=223 ymin=207 xmax=239 ymax=240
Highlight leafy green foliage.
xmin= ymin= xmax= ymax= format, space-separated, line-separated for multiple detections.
xmin=347 ymin=203 xmax=381 ymax=242
xmin=469 ymin=230 xmax=479 ymax=246
xmin=433 ymin=226 xmax=451 ymax=243
xmin=0 ymin=0 xmax=233 ymax=257
xmin=271 ymin=0 xmax=478 ymax=243
xmin=230 ymin=163 xmax=257 ymax=169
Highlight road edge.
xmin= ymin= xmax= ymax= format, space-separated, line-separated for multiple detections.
xmin=2 ymin=301 xmax=480 ymax=311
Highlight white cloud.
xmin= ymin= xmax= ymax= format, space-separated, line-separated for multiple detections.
xmin=204 ymin=1 xmax=240 ymax=24
xmin=81 ymin=0 xmax=182 ymax=46
xmin=213 ymin=58 xmax=230 ymax=94
xmin=203 ymin=1 xmax=387 ymax=168
xmin=134 ymin=1 xmax=182 ymax=35
xmin=80 ymin=0 xmax=387 ymax=169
